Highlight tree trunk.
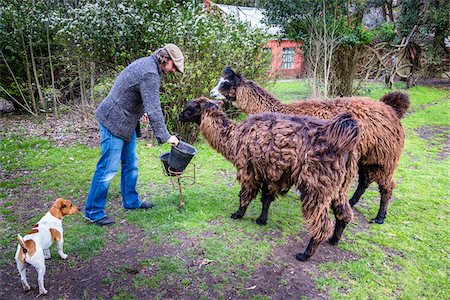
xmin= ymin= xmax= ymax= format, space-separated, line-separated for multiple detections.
xmin=46 ymin=19 xmax=57 ymax=116
xmin=387 ymin=0 xmax=394 ymax=22
xmin=90 ymin=61 xmax=96 ymax=103
xmin=78 ymin=60 xmax=86 ymax=113
xmin=21 ymin=33 xmax=38 ymax=114
xmin=331 ymin=47 xmax=360 ymax=97
xmin=29 ymin=35 xmax=46 ymax=111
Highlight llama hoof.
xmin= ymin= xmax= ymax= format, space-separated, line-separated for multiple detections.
xmin=349 ymin=199 xmax=357 ymax=207
xmin=294 ymin=252 xmax=310 ymax=262
xmin=255 ymin=218 xmax=267 ymax=226
xmin=369 ymin=217 xmax=384 ymax=224
xmin=328 ymin=238 xmax=339 ymax=245
xmin=60 ymin=253 xmax=68 ymax=259
xmin=230 ymin=212 xmax=242 ymax=219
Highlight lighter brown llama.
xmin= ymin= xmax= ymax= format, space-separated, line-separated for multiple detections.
xmin=210 ymin=66 xmax=411 ymax=224
xmin=179 ymin=97 xmax=361 ymax=261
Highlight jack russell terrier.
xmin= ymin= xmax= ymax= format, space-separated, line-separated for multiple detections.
xmin=15 ymin=198 xmax=79 ymax=295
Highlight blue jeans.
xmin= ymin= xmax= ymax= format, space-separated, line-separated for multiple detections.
xmin=84 ymin=123 xmax=142 ymax=221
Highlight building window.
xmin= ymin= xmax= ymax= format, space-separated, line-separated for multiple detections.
xmin=282 ymin=47 xmax=295 ymax=69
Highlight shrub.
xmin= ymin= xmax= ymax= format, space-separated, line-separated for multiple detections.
xmin=0 ymin=0 xmax=270 ymax=142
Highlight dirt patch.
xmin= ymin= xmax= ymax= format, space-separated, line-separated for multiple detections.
xmin=238 ymin=232 xmax=359 ymax=300
xmin=413 ymin=78 xmax=450 ymax=90
xmin=1 ymin=193 xmax=363 ymax=300
xmin=416 ymin=126 xmax=449 ymax=140
xmin=1 ymin=222 xmax=354 ymax=299
xmin=0 ymin=113 xmax=99 ymax=149
xmin=415 ymin=126 xmax=450 ymax=160
xmin=1 ymin=220 xmax=150 ymax=299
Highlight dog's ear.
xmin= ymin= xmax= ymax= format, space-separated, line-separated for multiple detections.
xmin=55 ymin=198 xmax=68 ymax=209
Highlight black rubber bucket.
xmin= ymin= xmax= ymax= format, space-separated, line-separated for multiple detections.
xmin=169 ymin=141 xmax=198 ymax=172
xmin=160 ymin=152 xmax=179 ymax=176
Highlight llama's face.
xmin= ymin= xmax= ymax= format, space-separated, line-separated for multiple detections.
xmin=210 ymin=66 xmax=239 ymax=102
xmin=179 ymin=97 xmax=222 ymax=124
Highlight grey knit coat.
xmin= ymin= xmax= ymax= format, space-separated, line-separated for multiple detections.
xmin=95 ymin=55 xmax=171 ymax=143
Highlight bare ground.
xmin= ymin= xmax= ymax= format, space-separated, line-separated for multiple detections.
xmin=1 ymin=111 xmax=448 ymax=299
xmin=0 ymin=197 xmax=360 ymax=300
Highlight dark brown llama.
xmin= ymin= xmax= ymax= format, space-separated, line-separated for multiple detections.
xmin=179 ymin=97 xmax=361 ymax=261
xmin=210 ymin=66 xmax=411 ymax=224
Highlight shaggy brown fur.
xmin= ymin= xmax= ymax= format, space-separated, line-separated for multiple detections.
xmin=179 ymin=97 xmax=361 ymax=261
xmin=210 ymin=67 xmax=411 ymax=224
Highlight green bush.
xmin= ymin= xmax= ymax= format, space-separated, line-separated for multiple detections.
xmin=0 ymin=0 xmax=270 ymax=141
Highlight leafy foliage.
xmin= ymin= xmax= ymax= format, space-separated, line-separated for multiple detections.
xmin=0 ymin=0 xmax=270 ymax=141
xmin=396 ymin=0 xmax=450 ymax=76
xmin=262 ymin=0 xmax=373 ymax=47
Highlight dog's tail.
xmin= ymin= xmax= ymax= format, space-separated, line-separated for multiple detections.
xmin=17 ymin=234 xmax=28 ymax=253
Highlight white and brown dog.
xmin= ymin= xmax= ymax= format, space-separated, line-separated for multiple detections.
xmin=15 ymin=198 xmax=79 ymax=295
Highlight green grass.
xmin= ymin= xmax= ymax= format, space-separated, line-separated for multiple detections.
xmin=271 ymin=81 xmax=450 ymax=299
xmin=134 ymin=256 xmax=186 ymax=289
xmin=1 ymin=81 xmax=449 ymax=299
xmin=263 ymin=79 xmax=310 ymax=102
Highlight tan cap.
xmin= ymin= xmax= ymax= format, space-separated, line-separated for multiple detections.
xmin=164 ymin=43 xmax=184 ymax=73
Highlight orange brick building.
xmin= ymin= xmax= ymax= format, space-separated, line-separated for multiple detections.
xmin=265 ymin=39 xmax=305 ymax=78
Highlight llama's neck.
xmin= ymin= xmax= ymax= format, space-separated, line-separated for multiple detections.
xmin=200 ymin=112 xmax=238 ymax=164
xmin=236 ymin=80 xmax=287 ymax=114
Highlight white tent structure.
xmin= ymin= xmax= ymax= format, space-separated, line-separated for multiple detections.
xmin=212 ymin=3 xmax=280 ymax=35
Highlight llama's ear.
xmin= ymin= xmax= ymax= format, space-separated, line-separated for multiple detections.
xmin=203 ymin=100 xmax=221 ymax=111
xmin=223 ymin=66 xmax=234 ymax=76
xmin=223 ymin=67 xmax=240 ymax=85
xmin=214 ymin=100 xmax=223 ymax=108
xmin=223 ymin=66 xmax=238 ymax=79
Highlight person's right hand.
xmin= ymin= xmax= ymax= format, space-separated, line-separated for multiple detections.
xmin=167 ymin=135 xmax=179 ymax=146
xmin=140 ymin=113 xmax=149 ymax=123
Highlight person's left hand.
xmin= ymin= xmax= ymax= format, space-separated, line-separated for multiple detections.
xmin=140 ymin=113 xmax=149 ymax=123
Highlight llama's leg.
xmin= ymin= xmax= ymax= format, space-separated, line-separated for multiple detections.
xmin=328 ymin=219 xmax=346 ymax=245
xmin=256 ymin=183 xmax=275 ymax=226
xmin=329 ymin=200 xmax=353 ymax=245
xmin=295 ymin=237 xmax=321 ymax=262
xmin=349 ymin=165 xmax=372 ymax=207
xmin=370 ymin=180 xmax=394 ymax=224
xmin=296 ymin=192 xmax=333 ymax=261
xmin=231 ymin=184 xmax=259 ymax=220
